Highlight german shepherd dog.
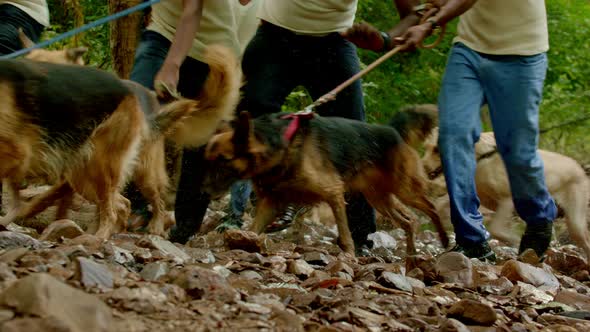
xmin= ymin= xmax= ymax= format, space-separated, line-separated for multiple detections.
xmin=0 ymin=45 xmax=240 ymax=239
xmin=204 ymin=106 xmax=450 ymax=255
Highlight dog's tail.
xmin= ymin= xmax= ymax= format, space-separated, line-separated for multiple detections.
xmin=153 ymin=44 xmax=242 ymax=147
xmin=389 ymin=104 xmax=438 ymax=148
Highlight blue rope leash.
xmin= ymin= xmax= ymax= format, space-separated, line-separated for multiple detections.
xmin=0 ymin=0 xmax=161 ymax=60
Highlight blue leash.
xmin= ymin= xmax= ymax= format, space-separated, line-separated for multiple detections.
xmin=0 ymin=0 xmax=161 ymax=60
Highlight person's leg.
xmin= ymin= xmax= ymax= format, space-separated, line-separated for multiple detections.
xmin=238 ymin=23 xmax=301 ymax=117
xmin=482 ymin=53 xmax=557 ymax=258
xmin=222 ymin=23 xmax=300 ymax=229
xmin=129 ymin=31 xmax=170 ymax=89
xmin=0 ymin=4 xmax=45 ymax=55
xmin=229 ymin=180 xmax=252 ymax=218
xmin=303 ymin=34 xmax=375 ymax=252
xmin=128 ymin=30 xmax=212 ymax=243
xmin=167 ymin=54 xmax=211 ymax=243
xmin=438 ymin=43 xmax=495 ymax=260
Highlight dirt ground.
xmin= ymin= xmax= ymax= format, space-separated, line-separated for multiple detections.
xmin=0 ymin=179 xmax=589 ymax=331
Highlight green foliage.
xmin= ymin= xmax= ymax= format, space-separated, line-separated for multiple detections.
xmin=43 ymin=0 xmax=589 ymax=163
xmin=45 ymin=0 xmax=111 ymax=69
xmin=537 ymin=0 xmax=590 ymax=163
xmin=354 ymin=0 xmax=590 ymax=163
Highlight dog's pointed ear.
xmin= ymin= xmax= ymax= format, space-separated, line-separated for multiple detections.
xmin=66 ymin=47 xmax=88 ymax=64
xmin=232 ymin=111 xmax=252 ymax=153
xmin=18 ymin=28 xmax=35 ymax=49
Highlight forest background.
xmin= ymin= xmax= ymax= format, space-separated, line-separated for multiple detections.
xmin=44 ymin=0 xmax=590 ymax=165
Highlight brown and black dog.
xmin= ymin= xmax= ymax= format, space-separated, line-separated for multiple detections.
xmin=0 ymin=45 xmax=240 ymax=239
xmin=204 ymin=106 xmax=449 ymax=255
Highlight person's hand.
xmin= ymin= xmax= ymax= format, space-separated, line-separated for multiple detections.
xmin=392 ymin=22 xmax=433 ymax=52
xmin=341 ymin=22 xmax=385 ymax=52
xmin=154 ymin=62 xmax=180 ymax=99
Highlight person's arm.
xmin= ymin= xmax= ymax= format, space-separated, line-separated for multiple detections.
xmin=393 ymin=0 xmax=478 ymax=50
xmin=386 ymin=0 xmax=422 ymax=38
xmin=154 ymin=0 xmax=204 ymax=97
xmin=342 ymin=0 xmax=421 ymax=52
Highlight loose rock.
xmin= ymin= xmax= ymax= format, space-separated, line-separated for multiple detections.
xmin=75 ymin=257 xmax=114 ymax=289
xmin=447 ymin=299 xmax=497 ymax=326
xmin=39 ymin=219 xmax=85 ymax=242
xmin=436 ymin=252 xmax=474 ymax=288
xmin=0 ymin=273 xmax=112 ymax=332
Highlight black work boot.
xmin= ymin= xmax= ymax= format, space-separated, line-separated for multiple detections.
xmin=518 ymin=222 xmax=553 ymax=259
xmin=450 ymin=241 xmax=497 ymax=263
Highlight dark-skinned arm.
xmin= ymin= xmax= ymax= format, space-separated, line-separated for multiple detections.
xmin=385 ymin=0 xmax=422 ymax=39
xmin=394 ymin=0 xmax=478 ymax=50
xmin=153 ymin=0 xmax=204 ymax=97
xmin=342 ymin=0 xmax=420 ymax=52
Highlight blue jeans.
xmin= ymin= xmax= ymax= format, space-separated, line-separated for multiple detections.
xmin=438 ymin=43 xmax=557 ymax=246
xmin=229 ymin=180 xmax=253 ymax=217
xmin=0 ymin=4 xmax=44 ymax=55
xmin=230 ymin=22 xmax=376 ymax=246
xmin=129 ymin=31 xmax=212 ymax=244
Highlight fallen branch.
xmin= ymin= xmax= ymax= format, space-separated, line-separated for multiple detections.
xmin=540 ymin=113 xmax=590 ymax=134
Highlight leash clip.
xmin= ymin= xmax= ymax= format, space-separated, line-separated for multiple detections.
xmin=281 ymin=111 xmax=316 ymax=142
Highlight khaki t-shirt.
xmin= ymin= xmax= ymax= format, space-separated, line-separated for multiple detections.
xmin=0 ymin=0 xmax=49 ymax=26
xmin=258 ymin=0 xmax=357 ymax=35
xmin=234 ymin=0 xmax=261 ymax=55
xmin=147 ymin=0 xmax=240 ymax=62
xmin=454 ymin=0 xmax=549 ymax=56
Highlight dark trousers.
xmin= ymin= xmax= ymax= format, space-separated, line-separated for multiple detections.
xmin=237 ymin=22 xmax=377 ymax=247
xmin=0 ymin=4 xmax=44 ymax=55
xmin=129 ymin=30 xmax=211 ymax=243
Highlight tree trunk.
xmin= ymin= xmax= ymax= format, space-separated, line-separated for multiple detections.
xmin=108 ymin=0 xmax=144 ymax=79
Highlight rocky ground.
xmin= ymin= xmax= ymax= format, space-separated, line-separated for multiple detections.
xmin=0 ymin=190 xmax=589 ymax=332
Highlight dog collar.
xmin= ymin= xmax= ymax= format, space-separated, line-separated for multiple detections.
xmin=427 ymin=149 xmax=498 ymax=180
xmin=281 ymin=111 xmax=316 ymax=142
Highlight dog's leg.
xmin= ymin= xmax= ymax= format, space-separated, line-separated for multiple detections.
xmin=3 ymin=179 xmax=23 ymax=212
xmin=397 ymin=189 xmax=450 ymax=249
xmin=114 ymin=193 xmax=131 ymax=234
xmin=487 ymin=199 xmax=520 ymax=246
xmin=248 ymin=196 xmax=281 ymax=234
xmin=388 ymin=196 xmax=419 ymax=255
xmin=326 ymin=196 xmax=355 ymax=255
xmin=55 ymin=191 xmax=75 ymax=220
xmin=94 ymin=190 xmax=119 ymax=240
xmin=364 ymin=193 xmax=418 ymax=255
xmin=434 ymin=194 xmax=453 ymax=231
xmin=561 ymin=185 xmax=590 ymax=261
xmin=1 ymin=182 xmax=72 ymax=226
xmin=135 ymin=143 xmax=174 ymax=237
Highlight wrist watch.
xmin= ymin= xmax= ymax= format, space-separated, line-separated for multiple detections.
xmin=380 ymin=31 xmax=391 ymax=52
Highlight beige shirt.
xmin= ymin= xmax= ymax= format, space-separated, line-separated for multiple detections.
xmin=258 ymin=0 xmax=357 ymax=35
xmin=0 ymin=0 xmax=49 ymax=26
xmin=454 ymin=0 xmax=549 ymax=56
xmin=147 ymin=0 xmax=240 ymax=62
xmin=234 ymin=0 xmax=261 ymax=55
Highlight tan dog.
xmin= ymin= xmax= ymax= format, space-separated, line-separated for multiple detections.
xmin=19 ymin=28 xmax=88 ymax=65
xmin=0 ymin=44 xmax=240 ymax=239
xmin=423 ymin=127 xmax=590 ymax=259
